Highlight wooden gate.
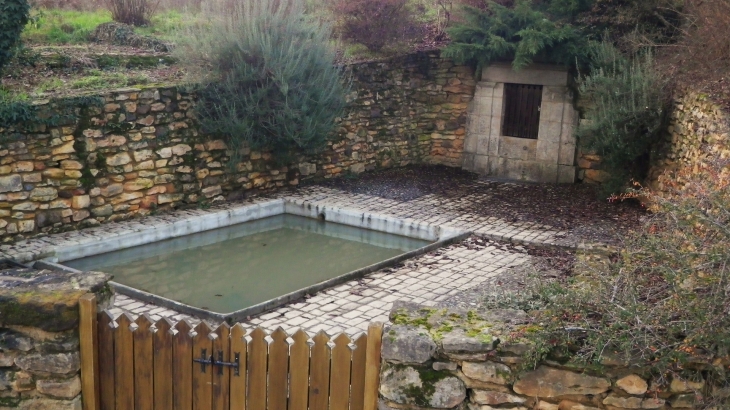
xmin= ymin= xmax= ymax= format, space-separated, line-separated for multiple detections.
xmin=79 ymin=295 xmax=384 ymax=410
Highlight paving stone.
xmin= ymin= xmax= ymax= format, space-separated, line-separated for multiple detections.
xmin=6 ymin=187 xmax=552 ymax=335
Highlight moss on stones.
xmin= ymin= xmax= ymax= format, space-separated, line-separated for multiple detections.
xmin=392 ymin=364 xmax=453 ymax=407
xmin=391 ymin=305 xmax=497 ymax=343
xmin=0 ymin=396 xmax=21 ymax=408
xmin=0 ymin=270 xmax=109 ymax=332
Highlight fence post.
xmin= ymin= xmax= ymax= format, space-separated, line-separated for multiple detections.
xmin=79 ymin=294 xmax=100 ymax=410
xmin=363 ymin=322 xmax=383 ymax=410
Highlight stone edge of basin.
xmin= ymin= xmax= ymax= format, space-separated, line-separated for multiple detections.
xmin=106 ymin=229 xmax=472 ymax=324
xmin=45 ymin=199 xmax=469 ymax=263
xmin=32 ymin=199 xmax=471 ymax=324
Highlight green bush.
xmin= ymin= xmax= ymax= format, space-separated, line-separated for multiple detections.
xmin=0 ymin=0 xmax=31 ymax=72
xmin=442 ymin=0 xmax=593 ymax=71
xmin=0 ymin=88 xmax=33 ymax=129
xmin=442 ymin=0 xmax=686 ymax=71
xmin=576 ymin=40 xmax=670 ymax=194
xmin=176 ymin=0 xmax=348 ymax=164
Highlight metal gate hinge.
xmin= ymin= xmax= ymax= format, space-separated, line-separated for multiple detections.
xmin=193 ymin=349 xmax=240 ymax=376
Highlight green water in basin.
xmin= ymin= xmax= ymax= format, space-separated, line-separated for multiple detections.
xmin=64 ymin=214 xmax=430 ymax=313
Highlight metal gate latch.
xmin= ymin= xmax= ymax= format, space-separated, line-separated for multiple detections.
xmin=193 ymin=349 xmax=240 ymax=376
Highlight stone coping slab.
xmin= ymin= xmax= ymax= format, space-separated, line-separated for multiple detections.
xmin=0 ymin=265 xmax=110 ymax=332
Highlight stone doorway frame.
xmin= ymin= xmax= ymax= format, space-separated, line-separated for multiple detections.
xmin=462 ymin=62 xmax=578 ymax=183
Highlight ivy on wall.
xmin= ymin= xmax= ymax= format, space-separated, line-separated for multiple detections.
xmin=0 ymin=0 xmax=30 ymax=73
xmin=0 ymin=95 xmax=104 ymax=144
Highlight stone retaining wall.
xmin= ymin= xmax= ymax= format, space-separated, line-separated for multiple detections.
xmin=379 ymin=302 xmax=720 ymax=410
xmin=577 ymin=92 xmax=729 ymax=187
xmin=576 ymin=148 xmax=610 ymax=184
xmin=647 ymin=92 xmax=730 ymax=194
xmin=0 ymin=264 xmax=110 ymax=410
xmin=0 ymin=51 xmax=474 ymax=242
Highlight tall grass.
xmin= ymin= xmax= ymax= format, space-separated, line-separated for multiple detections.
xmin=22 ymin=8 xmax=201 ymax=44
xmin=23 ymin=9 xmax=112 ymax=44
xmin=133 ymin=9 xmax=205 ymax=40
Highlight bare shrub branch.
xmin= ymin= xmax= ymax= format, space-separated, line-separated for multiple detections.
xmin=106 ymin=0 xmax=160 ymax=26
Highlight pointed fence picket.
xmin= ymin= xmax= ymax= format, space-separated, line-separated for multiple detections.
xmin=80 ymin=302 xmax=383 ymax=410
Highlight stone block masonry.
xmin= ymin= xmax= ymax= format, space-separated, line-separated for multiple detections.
xmin=0 ymin=51 xmax=474 ymax=242
xmin=462 ymin=62 xmax=578 ymax=183
xmin=336 ymin=51 xmax=476 ymax=171
xmin=379 ymin=302 xmax=722 ymax=410
xmin=0 ymin=264 xmax=110 ymax=410
xmin=648 ymin=92 xmax=730 ymax=194
xmin=576 ymin=91 xmax=729 ymax=187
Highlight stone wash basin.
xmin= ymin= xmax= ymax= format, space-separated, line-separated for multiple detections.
xmin=37 ymin=199 xmax=469 ymax=322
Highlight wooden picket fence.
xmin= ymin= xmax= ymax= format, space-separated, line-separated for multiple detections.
xmin=79 ymin=295 xmax=384 ymax=410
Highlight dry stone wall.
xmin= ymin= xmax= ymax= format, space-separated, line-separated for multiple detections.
xmin=577 ymin=91 xmax=729 ymax=187
xmin=647 ymin=92 xmax=730 ymax=193
xmin=380 ymin=302 xmax=719 ymax=410
xmin=576 ymin=148 xmax=611 ymax=184
xmin=301 ymin=50 xmax=475 ymax=177
xmin=0 ymin=51 xmax=474 ymax=242
xmin=0 ymin=264 xmax=110 ymax=410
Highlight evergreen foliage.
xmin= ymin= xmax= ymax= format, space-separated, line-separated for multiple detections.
xmin=442 ymin=0 xmax=684 ymax=71
xmin=576 ymin=40 xmax=669 ymax=194
xmin=0 ymin=0 xmax=31 ymax=73
xmin=176 ymin=0 xmax=348 ymax=164
xmin=442 ymin=0 xmax=593 ymax=71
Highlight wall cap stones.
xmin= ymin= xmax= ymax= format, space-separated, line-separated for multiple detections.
xmin=382 ymin=325 xmax=437 ymax=365
xmin=0 ymin=267 xmax=110 ymax=331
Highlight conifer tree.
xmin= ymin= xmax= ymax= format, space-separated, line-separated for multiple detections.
xmin=442 ymin=0 xmax=593 ymax=71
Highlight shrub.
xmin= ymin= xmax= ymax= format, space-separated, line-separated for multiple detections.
xmin=577 ymin=0 xmax=684 ymax=52
xmin=105 ymin=0 xmax=159 ymax=26
xmin=176 ymin=0 xmax=348 ymax=164
xmin=495 ymin=160 xmax=730 ymax=407
xmin=443 ymin=0 xmax=592 ymax=71
xmin=576 ymin=40 xmax=670 ymax=195
xmin=443 ymin=0 xmax=687 ymax=71
xmin=661 ymin=0 xmax=730 ymax=102
xmin=329 ymin=0 xmax=419 ymax=52
xmin=0 ymin=0 xmax=31 ymax=73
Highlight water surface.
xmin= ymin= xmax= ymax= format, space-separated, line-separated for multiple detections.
xmin=65 ymin=215 xmax=430 ymax=312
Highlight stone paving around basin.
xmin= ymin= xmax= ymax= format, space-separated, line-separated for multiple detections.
xmin=108 ymin=238 xmax=529 ymax=335
xmin=0 ymin=183 xmax=593 ymax=336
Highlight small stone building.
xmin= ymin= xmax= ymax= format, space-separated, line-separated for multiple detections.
xmin=462 ymin=62 xmax=578 ymax=183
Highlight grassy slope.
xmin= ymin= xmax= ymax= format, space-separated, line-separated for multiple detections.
xmin=21 ymin=0 xmax=449 ymax=58
xmin=23 ymin=9 xmax=113 ymax=44
xmin=22 ymin=9 xmax=198 ymax=44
